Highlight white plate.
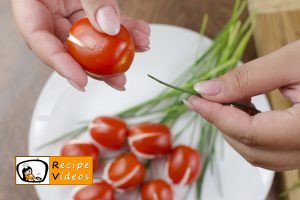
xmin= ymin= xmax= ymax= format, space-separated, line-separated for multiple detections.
xmin=29 ymin=24 xmax=274 ymax=200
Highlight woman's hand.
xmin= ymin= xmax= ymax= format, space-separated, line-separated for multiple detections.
xmin=184 ymin=40 xmax=300 ymax=171
xmin=12 ymin=0 xmax=150 ymax=91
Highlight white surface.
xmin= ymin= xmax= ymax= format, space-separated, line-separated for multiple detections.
xmin=29 ymin=24 xmax=274 ymax=200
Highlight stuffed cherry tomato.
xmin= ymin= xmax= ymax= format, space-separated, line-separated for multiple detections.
xmin=167 ymin=145 xmax=201 ymax=185
xmin=103 ymin=152 xmax=145 ymax=190
xmin=141 ymin=179 xmax=173 ymax=200
xmin=90 ymin=116 xmax=128 ymax=150
xmin=73 ymin=180 xmax=115 ymax=200
xmin=67 ymin=18 xmax=135 ymax=77
xmin=128 ymin=123 xmax=172 ymax=159
xmin=61 ymin=141 xmax=100 ymax=170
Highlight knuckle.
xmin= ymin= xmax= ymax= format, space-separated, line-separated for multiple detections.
xmin=237 ymin=120 xmax=257 ymax=147
xmin=208 ymin=104 xmax=224 ymax=124
xmin=286 ymin=107 xmax=300 ymax=119
xmin=230 ymin=67 xmax=249 ymax=99
xmin=243 ymin=151 xmax=261 ymax=167
xmin=238 ymin=131 xmax=256 ymax=146
xmin=135 ymin=20 xmax=150 ymax=33
xmin=136 ymin=19 xmax=147 ymax=26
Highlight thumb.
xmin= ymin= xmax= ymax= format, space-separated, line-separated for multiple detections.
xmin=80 ymin=0 xmax=121 ymax=35
xmin=193 ymin=41 xmax=300 ymax=103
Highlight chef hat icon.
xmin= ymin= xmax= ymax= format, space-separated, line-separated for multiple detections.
xmin=22 ymin=162 xmax=29 ymax=168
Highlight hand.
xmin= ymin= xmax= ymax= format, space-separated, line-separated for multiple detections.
xmin=12 ymin=0 xmax=150 ymax=91
xmin=184 ymin=40 xmax=300 ymax=171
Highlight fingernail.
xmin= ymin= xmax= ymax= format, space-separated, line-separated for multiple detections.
xmin=67 ymin=79 xmax=86 ymax=92
xmin=106 ymin=82 xmax=126 ymax=91
xmin=96 ymin=5 xmax=120 ymax=35
xmin=136 ymin=46 xmax=150 ymax=52
xmin=194 ymin=80 xmax=221 ymax=95
xmin=111 ymin=84 xmax=126 ymax=91
xmin=183 ymin=99 xmax=196 ymax=111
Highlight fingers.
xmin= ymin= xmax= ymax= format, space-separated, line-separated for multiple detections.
xmin=80 ymin=0 xmax=151 ymax=50
xmin=223 ymin=135 xmax=300 ymax=171
xmin=131 ymin=30 xmax=150 ymax=52
xmin=193 ymin=40 xmax=300 ymax=103
xmin=185 ymin=96 xmax=300 ymax=170
xmin=280 ymin=83 xmax=300 ymax=104
xmin=53 ymin=17 xmax=72 ymax=42
xmin=30 ymin=31 xmax=88 ymax=91
xmin=186 ymin=96 xmax=300 ymax=150
xmin=80 ymin=0 xmax=120 ymax=35
xmin=121 ymin=16 xmax=151 ymax=35
xmin=12 ymin=0 xmax=87 ymax=91
xmin=121 ymin=17 xmax=150 ymax=51
xmin=104 ymin=74 xmax=127 ymax=91
xmin=88 ymin=73 xmax=127 ymax=91
xmin=13 ymin=0 xmax=149 ymax=92
xmin=68 ymin=10 xmax=86 ymax=24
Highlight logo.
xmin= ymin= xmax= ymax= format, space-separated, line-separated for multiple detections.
xmin=15 ymin=157 xmax=49 ymax=184
xmin=15 ymin=156 xmax=93 ymax=185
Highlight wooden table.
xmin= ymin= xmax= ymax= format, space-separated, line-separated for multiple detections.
xmin=0 ymin=0 xmax=280 ymax=199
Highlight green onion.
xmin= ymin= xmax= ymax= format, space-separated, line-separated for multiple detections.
xmin=280 ymin=180 xmax=300 ymax=198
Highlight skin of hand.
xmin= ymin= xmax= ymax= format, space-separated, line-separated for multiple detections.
xmin=12 ymin=0 xmax=150 ymax=91
xmin=184 ymin=40 xmax=300 ymax=171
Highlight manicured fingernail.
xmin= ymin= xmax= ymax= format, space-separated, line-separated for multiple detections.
xmin=67 ymin=79 xmax=86 ymax=92
xmin=107 ymin=82 xmax=126 ymax=91
xmin=194 ymin=80 xmax=221 ymax=95
xmin=183 ymin=99 xmax=196 ymax=111
xmin=136 ymin=46 xmax=150 ymax=52
xmin=96 ymin=5 xmax=120 ymax=35
xmin=111 ymin=84 xmax=126 ymax=91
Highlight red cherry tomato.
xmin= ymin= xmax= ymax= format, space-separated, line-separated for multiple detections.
xmin=104 ymin=152 xmax=145 ymax=190
xmin=67 ymin=18 xmax=135 ymax=77
xmin=73 ymin=180 xmax=115 ymax=200
xmin=61 ymin=141 xmax=100 ymax=170
xmin=167 ymin=145 xmax=201 ymax=185
xmin=141 ymin=179 xmax=173 ymax=200
xmin=90 ymin=116 xmax=128 ymax=150
xmin=128 ymin=123 xmax=172 ymax=159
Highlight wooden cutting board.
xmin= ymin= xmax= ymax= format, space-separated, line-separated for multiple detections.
xmin=247 ymin=0 xmax=300 ymax=199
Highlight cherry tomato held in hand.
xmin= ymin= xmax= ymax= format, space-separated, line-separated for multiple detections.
xmin=103 ymin=152 xmax=145 ymax=190
xmin=167 ymin=145 xmax=201 ymax=185
xmin=90 ymin=116 xmax=129 ymax=150
xmin=67 ymin=18 xmax=135 ymax=77
xmin=73 ymin=180 xmax=115 ymax=200
xmin=128 ymin=123 xmax=172 ymax=159
xmin=141 ymin=179 xmax=173 ymax=200
xmin=61 ymin=141 xmax=100 ymax=170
